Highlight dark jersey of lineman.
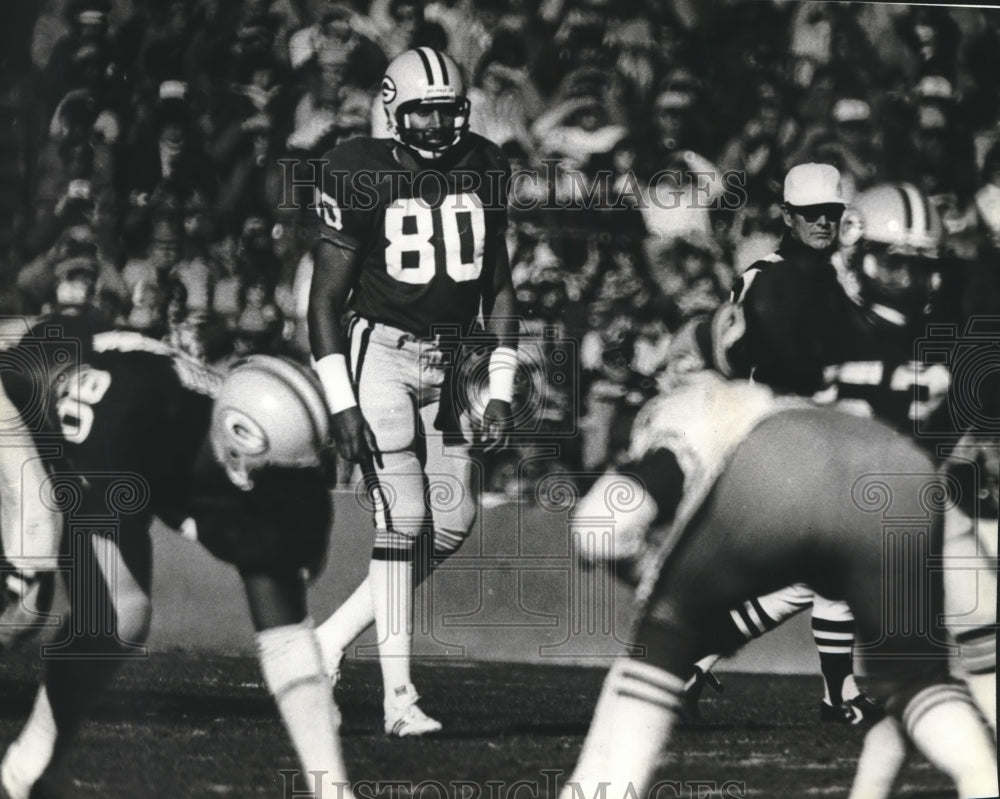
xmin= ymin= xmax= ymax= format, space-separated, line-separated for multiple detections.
xmin=0 ymin=327 xmax=330 ymax=575
xmin=314 ymin=134 xmax=510 ymax=338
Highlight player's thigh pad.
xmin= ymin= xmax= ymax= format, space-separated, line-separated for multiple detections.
xmin=420 ymin=403 xmax=477 ymax=543
xmin=354 ymin=327 xmax=420 ymax=455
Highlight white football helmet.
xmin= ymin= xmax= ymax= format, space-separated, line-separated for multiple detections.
xmin=381 ymin=47 xmax=470 ymax=159
xmin=852 ymin=182 xmax=946 ymax=320
xmin=210 ymin=356 xmax=330 ymax=491
xmin=853 ymin=182 xmax=944 ymax=257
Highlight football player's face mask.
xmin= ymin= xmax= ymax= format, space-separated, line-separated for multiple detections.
xmin=382 ymin=47 xmax=470 ymax=160
xmin=852 ymin=182 xmax=946 ymax=322
xmin=860 ymin=247 xmax=942 ymax=322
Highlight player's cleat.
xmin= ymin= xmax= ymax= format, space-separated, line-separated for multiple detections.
xmin=843 ymin=693 xmax=885 ymax=725
xmin=682 ymin=665 xmax=724 ymax=721
xmin=0 ymin=573 xmax=53 ymax=654
xmin=384 ymin=686 xmax=442 ymax=737
xmin=820 ymin=693 xmax=885 ymax=725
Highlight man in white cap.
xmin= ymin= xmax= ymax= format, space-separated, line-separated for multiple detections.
xmin=683 ymin=163 xmax=885 ymax=726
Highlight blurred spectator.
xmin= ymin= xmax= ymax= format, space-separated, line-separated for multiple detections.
xmin=173 ymin=195 xmax=225 ymax=313
xmin=718 ymin=80 xmax=798 ymax=208
xmin=38 ymin=0 xmax=116 ymax=122
xmin=210 ymin=44 xmax=294 ymax=225
xmin=213 ymin=212 xmax=283 ymax=323
xmin=531 ymin=96 xmax=627 ymax=173
xmin=894 ymin=6 xmax=962 ymax=80
xmin=651 ymin=235 xmax=730 ymax=329
xmin=639 ymin=68 xmax=706 ymax=173
xmin=17 ymin=224 xmax=126 ymax=317
xmin=122 ymin=211 xmax=183 ymax=297
xmin=287 ymin=2 xmax=386 ymax=89
xmin=29 ymin=89 xmax=117 ymax=256
xmin=467 ymin=33 xmax=543 ymax=150
xmin=975 ymin=141 xmax=1000 ymax=251
xmin=785 ymin=92 xmax=882 ymax=198
xmin=120 ymin=90 xmax=217 ymax=246
xmin=231 ymin=273 xmax=287 ymax=356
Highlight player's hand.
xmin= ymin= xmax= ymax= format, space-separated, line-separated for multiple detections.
xmin=330 ymin=406 xmax=381 ymax=467
xmin=480 ymin=399 xmax=513 ymax=452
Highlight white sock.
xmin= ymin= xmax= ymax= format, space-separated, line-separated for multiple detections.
xmin=369 ymin=553 xmax=414 ymax=701
xmin=847 ymin=716 xmax=908 ymax=799
xmin=904 ymin=683 xmax=999 ymax=799
xmin=560 ymin=660 xmax=683 ymax=799
xmin=256 ymin=620 xmax=351 ymax=796
xmin=316 ymin=577 xmax=375 ymax=673
xmin=1 ymin=686 xmax=57 ymax=799
xmin=966 ymin=670 xmax=997 ymax=734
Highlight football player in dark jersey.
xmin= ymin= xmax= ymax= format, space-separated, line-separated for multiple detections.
xmin=0 ymin=331 xmax=353 ymax=799
xmin=307 ymin=47 xmax=519 ymax=736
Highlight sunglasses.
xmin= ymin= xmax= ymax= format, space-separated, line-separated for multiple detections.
xmin=789 ymin=204 xmax=844 ymax=222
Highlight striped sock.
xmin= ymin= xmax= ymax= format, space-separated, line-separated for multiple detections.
xmin=370 ymin=531 xmax=416 ymax=699
xmin=730 ymin=596 xmax=780 ymax=641
xmin=954 ymin=624 xmax=997 ymax=732
xmin=904 ymin=682 xmax=999 ymax=799
xmin=561 ymin=660 xmax=684 ymax=799
xmin=811 ymin=617 xmax=855 ymax=705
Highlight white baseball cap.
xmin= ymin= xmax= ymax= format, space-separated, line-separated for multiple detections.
xmin=783 ymin=163 xmax=845 ymax=206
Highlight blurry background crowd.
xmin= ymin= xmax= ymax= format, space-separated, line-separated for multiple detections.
xmin=1 ymin=0 xmax=999 ymax=490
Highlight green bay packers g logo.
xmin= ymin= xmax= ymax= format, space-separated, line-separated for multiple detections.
xmin=381 ymin=77 xmax=397 ymax=104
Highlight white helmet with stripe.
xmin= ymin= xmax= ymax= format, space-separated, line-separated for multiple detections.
xmin=380 ymin=47 xmax=470 ymax=159
xmin=852 ymin=183 xmax=946 ymax=320
xmin=211 ymin=355 xmax=330 ymax=491
xmin=853 ymin=182 xmax=944 ymax=257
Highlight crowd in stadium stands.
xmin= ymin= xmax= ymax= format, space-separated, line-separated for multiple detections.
xmin=7 ymin=0 xmax=1000 ymax=490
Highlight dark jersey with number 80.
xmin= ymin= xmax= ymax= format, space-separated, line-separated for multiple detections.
xmin=314 ymin=134 xmax=510 ymax=337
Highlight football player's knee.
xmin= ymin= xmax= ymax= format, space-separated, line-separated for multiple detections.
xmin=363 ymin=401 xmax=417 ymax=454
xmin=427 ymin=480 xmax=477 ymax=553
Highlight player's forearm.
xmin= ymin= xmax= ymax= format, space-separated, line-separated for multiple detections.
xmin=485 ymin=282 xmax=519 ymax=350
xmin=307 ymin=241 xmax=354 ymax=358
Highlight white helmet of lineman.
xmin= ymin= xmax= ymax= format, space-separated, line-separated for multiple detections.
xmin=211 ymin=355 xmax=330 ymax=491
xmin=851 ymin=182 xmax=946 ymax=319
xmin=853 ymin=182 xmax=944 ymax=256
xmin=381 ymin=47 xmax=470 ymax=160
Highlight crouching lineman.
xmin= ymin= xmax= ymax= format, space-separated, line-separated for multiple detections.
xmin=0 ymin=329 xmax=352 ymax=799
xmin=562 ymin=371 xmax=998 ymax=799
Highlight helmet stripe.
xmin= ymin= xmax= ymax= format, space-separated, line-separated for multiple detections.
xmin=896 ymin=184 xmax=913 ymax=235
xmin=903 ymin=183 xmax=926 ymax=239
xmin=430 ymin=48 xmax=450 ymax=86
xmin=415 ymin=47 xmax=438 ymax=85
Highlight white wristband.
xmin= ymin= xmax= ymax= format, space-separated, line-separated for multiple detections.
xmin=315 ymin=353 xmax=357 ymax=414
xmin=488 ymin=346 xmax=518 ymax=404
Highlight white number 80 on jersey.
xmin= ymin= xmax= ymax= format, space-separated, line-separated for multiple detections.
xmin=384 ymin=194 xmax=486 ymax=284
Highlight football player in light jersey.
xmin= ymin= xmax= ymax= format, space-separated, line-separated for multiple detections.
xmin=308 ymin=47 xmax=519 ymax=736
xmin=0 ymin=329 xmax=352 ymax=799
xmin=562 ymin=392 xmax=998 ymax=799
